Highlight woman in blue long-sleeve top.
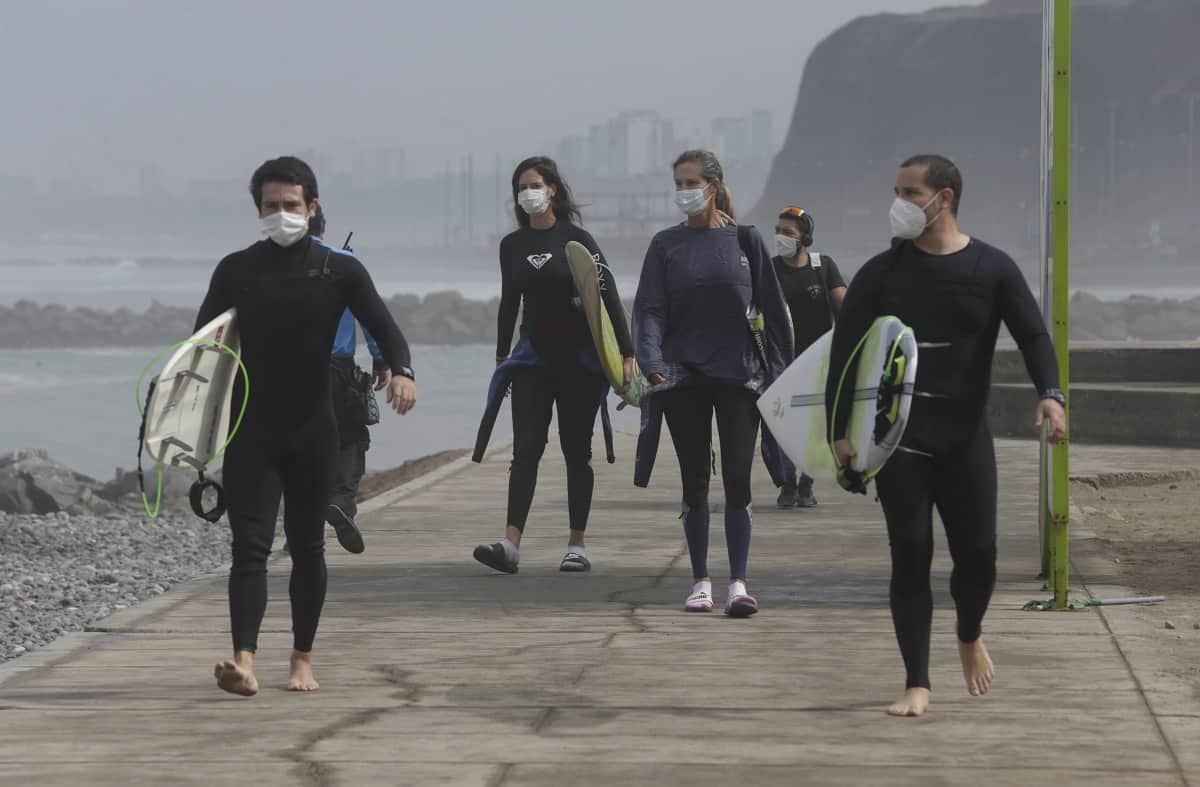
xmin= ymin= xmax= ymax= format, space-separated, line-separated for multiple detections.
xmin=632 ymin=150 xmax=793 ymax=617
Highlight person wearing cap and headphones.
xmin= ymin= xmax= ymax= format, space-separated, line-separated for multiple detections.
xmin=765 ymin=207 xmax=846 ymax=508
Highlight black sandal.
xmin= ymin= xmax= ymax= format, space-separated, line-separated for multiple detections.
xmin=473 ymin=542 xmax=518 ymax=574
xmin=559 ymin=552 xmax=591 ymax=572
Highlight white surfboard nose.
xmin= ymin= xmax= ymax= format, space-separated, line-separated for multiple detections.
xmin=142 ymin=308 xmax=242 ymax=470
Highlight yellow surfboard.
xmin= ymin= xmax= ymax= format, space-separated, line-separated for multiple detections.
xmin=565 ymin=240 xmax=645 ymax=407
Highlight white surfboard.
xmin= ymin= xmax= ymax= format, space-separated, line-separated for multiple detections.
xmin=142 ymin=308 xmax=241 ymax=471
xmin=757 ymin=316 xmax=917 ymax=481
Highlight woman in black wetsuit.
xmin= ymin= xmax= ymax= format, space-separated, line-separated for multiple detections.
xmin=472 ymin=156 xmax=634 ymax=575
xmin=196 ymin=156 xmax=416 ymax=697
xmin=827 ymin=154 xmax=1066 ymax=717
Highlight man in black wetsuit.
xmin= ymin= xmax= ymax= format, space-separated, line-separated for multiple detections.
xmin=196 ymin=156 xmax=417 ymax=697
xmin=827 ymin=154 xmax=1066 ymax=718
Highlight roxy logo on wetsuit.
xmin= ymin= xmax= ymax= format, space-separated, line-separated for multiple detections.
xmin=527 ymin=253 xmax=552 ymax=269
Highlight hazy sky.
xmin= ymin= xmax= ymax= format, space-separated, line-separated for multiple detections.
xmin=2 ymin=0 xmax=981 ymax=193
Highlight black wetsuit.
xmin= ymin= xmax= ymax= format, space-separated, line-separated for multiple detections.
xmin=496 ymin=221 xmax=632 ymax=532
xmin=773 ymin=253 xmax=845 ymax=355
xmin=826 ymin=237 xmax=1058 ymax=690
xmin=196 ymin=235 xmax=411 ymax=654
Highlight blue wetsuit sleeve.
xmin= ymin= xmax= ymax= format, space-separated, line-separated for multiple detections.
xmin=195 ymin=255 xmax=235 ymax=331
xmin=344 ymin=257 xmax=413 ymax=378
xmin=632 ymin=236 xmax=668 ymax=378
xmin=997 ymin=254 xmax=1060 ymax=393
xmin=496 ymin=239 xmax=520 ymax=359
xmin=825 ymin=256 xmax=885 ymax=441
xmin=362 ymin=325 xmax=384 ymax=367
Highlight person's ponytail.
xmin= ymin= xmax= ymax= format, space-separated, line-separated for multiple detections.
xmin=714 ymin=181 xmax=735 ymax=221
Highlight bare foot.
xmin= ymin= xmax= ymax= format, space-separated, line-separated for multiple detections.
xmin=959 ymin=638 xmax=995 ymax=697
xmin=887 ymin=687 xmax=930 ymax=717
xmin=214 ymin=651 xmax=258 ymax=696
xmin=288 ymin=650 xmax=320 ymax=692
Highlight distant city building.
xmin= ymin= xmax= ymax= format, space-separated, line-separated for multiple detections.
xmin=588 ymin=123 xmax=610 ymax=178
xmin=619 ymin=111 xmax=661 ymax=177
xmin=295 ymin=149 xmax=336 ymax=181
xmin=350 ymin=146 xmax=405 ymax=186
xmin=556 ymin=134 xmax=588 ymax=175
xmin=657 ymin=118 xmax=677 ymax=169
xmin=750 ymin=111 xmax=773 ymax=164
xmin=138 ymin=164 xmax=166 ymax=197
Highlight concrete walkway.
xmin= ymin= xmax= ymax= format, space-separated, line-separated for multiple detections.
xmin=1 ymin=434 xmax=1197 ymax=786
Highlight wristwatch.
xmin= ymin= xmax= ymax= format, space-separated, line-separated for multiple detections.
xmin=1040 ymin=388 xmax=1066 ymax=406
xmin=395 ymin=366 xmax=415 ymax=381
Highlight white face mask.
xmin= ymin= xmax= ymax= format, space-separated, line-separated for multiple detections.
xmin=889 ymin=193 xmax=943 ymax=239
xmin=517 ymin=188 xmax=550 ymax=216
xmin=775 ymin=234 xmax=799 ymax=258
xmin=674 ymin=187 xmax=710 ymax=216
xmin=260 ymin=210 xmax=310 ymax=247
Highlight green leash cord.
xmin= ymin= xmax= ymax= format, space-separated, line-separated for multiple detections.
xmin=828 ymin=322 xmax=913 ymax=493
xmin=135 ymin=338 xmax=250 ymax=519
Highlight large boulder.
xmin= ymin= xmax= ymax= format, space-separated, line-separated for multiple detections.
xmin=96 ymin=465 xmax=205 ymax=515
xmin=0 ymin=449 xmax=101 ymax=515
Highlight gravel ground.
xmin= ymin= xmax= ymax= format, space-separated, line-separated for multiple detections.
xmin=0 ymin=450 xmax=468 ymax=665
xmin=1 ymin=511 xmax=232 ymax=663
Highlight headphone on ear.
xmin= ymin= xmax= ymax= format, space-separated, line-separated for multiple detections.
xmin=780 ymin=207 xmax=814 ymax=248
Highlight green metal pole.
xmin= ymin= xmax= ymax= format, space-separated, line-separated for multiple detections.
xmin=1048 ymin=0 xmax=1072 ymax=609
xmin=1038 ymin=0 xmax=1053 ymax=582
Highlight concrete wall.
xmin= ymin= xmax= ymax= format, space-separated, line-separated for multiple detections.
xmin=988 ymin=343 xmax=1200 ymax=447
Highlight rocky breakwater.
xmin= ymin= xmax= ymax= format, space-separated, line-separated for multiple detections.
xmin=7 ymin=291 xmax=1200 ymax=346
xmin=0 ymin=291 xmax=504 ymax=348
xmin=1071 ymin=292 xmax=1200 ymax=341
xmin=0 ymin=448 xmax=198 ymax=516
xmin=0 ymin=299 xmax=195 ymax=349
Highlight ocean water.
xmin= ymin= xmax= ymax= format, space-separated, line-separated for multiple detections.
xmin=0 ymin=252 xmax=641 ymax=310
xmin=0 ymin=344 xmax=642 ymax=480
xmin=0 ymin=243 xmax=1186 ymax=479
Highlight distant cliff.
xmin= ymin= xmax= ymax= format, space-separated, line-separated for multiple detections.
xmin=753 ymin=0 xmax=1200 ymax=273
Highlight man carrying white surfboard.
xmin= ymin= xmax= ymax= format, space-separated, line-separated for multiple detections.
xmin=196 ymin=156 xmax=417 ymax=698
xmin=765 ymin=207 xmax=846 ymax=508
xmin=826 ymin=154 xmax=1066 ymax=718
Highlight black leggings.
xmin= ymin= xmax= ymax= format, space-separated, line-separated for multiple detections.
xmin=221 ymin=410 xmax=337 ymax=653
xmin=661 ymin=384 xmax=759 ymax=581
xmin=507 ymin=365 xmax=602 ymax=532
xmin=329 ymin=439 xmax=367 ymax=519
xmin=874 ymin=421 xmax=999 ymax=690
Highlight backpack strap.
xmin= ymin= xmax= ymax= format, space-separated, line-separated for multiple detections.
xmin=811 ymin=252 xmax=838 ymax=321
xmin=735 ymin=224 xmax=769 ymax=371
xmin=736 ymin=224 xmax=759 ymax=308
